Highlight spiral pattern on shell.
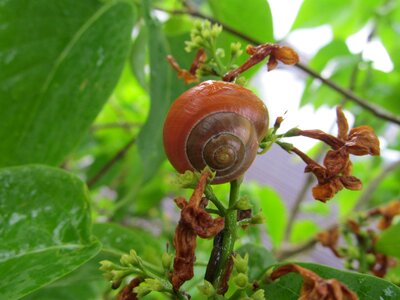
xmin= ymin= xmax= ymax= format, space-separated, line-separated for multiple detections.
xmin=163 ymin=80 xmax=269 ymax=184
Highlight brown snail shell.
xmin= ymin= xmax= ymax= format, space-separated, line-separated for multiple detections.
xmin=163 ymin=80 xmax=269 ymax=184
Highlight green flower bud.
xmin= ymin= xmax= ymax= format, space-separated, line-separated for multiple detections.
xmin=202 ymin=29 xmax=211 ymax=39
xmin=120 ymin=253 xmax=139 ymax=267
xmin=234 ymin=76 xmax=248 ymax=86
xmin=197 ymin=280 xmax=216 ymax=296
xmin=233 ymin=273 xmax=248 ymax=289
xmin=162 ymin=252 xmax=173 ymax=271
xmin=210 ymin=24 xmax=222 ymax=37
xmin=284 ymin=127 xmax=301 ymax=137
xmin=134 ymin=278 xmax=164 ymax=298
xmin=250 ymin=212 xmax=265 ymax=224
xmin=251 ymin=289 xmax=265 ymax=300
xmin=175 ymin=170 xmax=199 ymax=188
xmin=99 ymin=260 xmax=114 ymax=272
xmin=235 ymin=196 xmax=252 ymax=210
xmin=366 ymin=253 xmax=376 ymax=265
xmin=233 ymin=253 xmax=249 ymax=274
xmin=216 ymin=48 xmax=225 ymax=58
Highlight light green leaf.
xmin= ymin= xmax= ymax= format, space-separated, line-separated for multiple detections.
xmin=0 ymin=0 xmax=135 ymax=167
xmin=257 ymin=186 xmax=287 ymax=248
xmin=237 ymin=244 xmax=276 ymax=281
xmin=263 ymin=262 xmax=400 ymax=299
xmin=0 ymin=165 xmax=101 ymax=300
xmin=290 ymin=220 xmax=319 ymax=244
xmin=130 ymin=23 xmax=149 ymax=91
xmin=376 ymin=223 xmax=400 ymax=260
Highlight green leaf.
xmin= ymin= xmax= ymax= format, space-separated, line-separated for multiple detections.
xmin=137 ymin=0 xmax=172 ymax=182
xmin=0 ymin=0 xmax=135 ymax=168
xmin=236 ymin=244 xmax=276 ymax=281
xmin=290 ymin=220 xmax=319 ymax=244
xmin=130 ymin=23 xmax=149 ymax=91
xmin=292 ymin=0 xmax=379 ymax=38
xmin=376 ymin=223 xmax=400 ymax=260
xmin=0 ymin=165 xmax=101 ymax=300
xmin=23 ymin=222 xmax=163 ymax=300
xmin=263 ymin=262 xmax=400 ymax=299
xmin=257 ymin=186 xmax=287 ymax=248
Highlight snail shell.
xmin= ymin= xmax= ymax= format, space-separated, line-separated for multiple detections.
xmin=163 ymin=80 xmax=269 ymax=184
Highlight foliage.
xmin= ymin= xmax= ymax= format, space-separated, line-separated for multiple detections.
xmin=1 ymin=0 xmax=399 ymax=299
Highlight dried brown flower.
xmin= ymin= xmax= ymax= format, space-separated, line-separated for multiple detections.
xmin=172 ymin=171 xmax=224 ymax=290
xmin=368 ymin=200 xmax=400 ymax=230
xmin=292 ymin=107 xmax=380 ymax=202
xmin=316 ymin=226 xmax=343 ymax=258
xmin=223 ymin=43 xmax=299 ymax=81
xmin=271 ymin=264 xmax=358 ymax=300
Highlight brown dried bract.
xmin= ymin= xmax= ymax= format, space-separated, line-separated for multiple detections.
xmin=117 ymin=277 xmax=142 ymax=300
xmin=167 ymin=48 xmax=206 ymax=84
xmin=172 ymin=171 xmax=224 ymax=290
xmin=270 ymin=264 xmax=358 ymax=300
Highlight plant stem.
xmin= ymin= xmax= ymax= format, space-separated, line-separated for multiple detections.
xmin=205 ymin=185 xmax=227 ymax=215
xmin=212 ymin=179 xmax=241 ymax=294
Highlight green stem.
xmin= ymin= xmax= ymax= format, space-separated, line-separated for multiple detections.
xmin=205 ymin=185 xmax=227 ymax=215
xmin=212 ymin=179 xmax=241 ymax=294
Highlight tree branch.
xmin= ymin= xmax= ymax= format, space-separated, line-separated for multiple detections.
xmin=86 ymin=136 xmax=136 ymax=188
xmin=156 ymin=7 xmax=400 ymax=126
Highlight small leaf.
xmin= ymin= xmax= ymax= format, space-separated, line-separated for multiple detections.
xmin=376 ymin=223 xmax=400 ymax=260
xmin=0 ymin=165 xmax=101 ymax=299
xmin=0 ymin=0 xmax=136 ymax=167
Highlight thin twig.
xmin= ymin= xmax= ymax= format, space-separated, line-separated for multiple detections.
xmin=354 ymin=159 xmax=400 ymax=211
xmin=86 ymin=137 xmax=136 ymax=188
xmin=156 ymin=7 xmax=400 ymax=126
xmin=90 ymin=122 xmax=142 ymax=131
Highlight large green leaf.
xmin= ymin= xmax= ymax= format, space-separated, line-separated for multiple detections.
xmin=263 ymin=263 xmax=400 ymax=299
xmin=258 ymin=186 xmax=287 ymax=249
xmin=0 ymin=0 xmax=135 ymax=167
xmin=23 ymin=222 xmax=163 ymax=299
xmin=0 ymin=165 xmax=101 ymax=300
xmin=376 ymin=223 xmax=400 ymax=260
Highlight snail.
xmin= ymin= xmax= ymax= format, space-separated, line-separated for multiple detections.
xmin=163 ymin=80 xmax=269 ymax=184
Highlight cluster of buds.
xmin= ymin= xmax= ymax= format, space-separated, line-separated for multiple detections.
xmin=316 ymin=200 xmax=400 ymax=277
xmin=184 ymin=20 xmax=222 ymax=53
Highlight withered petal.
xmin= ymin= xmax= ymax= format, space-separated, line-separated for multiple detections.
xmin=312 ymin=179 xmax=343 ymax=202
xmin=323 ymin=149 xmax=350 ymax=176
xmin=346 ymin=126 xmax=380 ymax=156
xmin=336 ymin=106 xmax=349 ymax=141
xmin=271 ymin=264 xmax=358 ymax=300
xmin=272 ymin=46 xmax=300 ymax=65
xmin=340 ymin=176 xmax=362 ymax=190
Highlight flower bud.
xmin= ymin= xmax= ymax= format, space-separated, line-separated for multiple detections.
xmin=134 ymin=278 xmax=164 ymax=298
xmin=233 ymin=253 xmax=249 ymax=274
xmin=250 ymin=212 xmax=265 ymax=224
xmin=216 ymin=48 xmax=225 ymax=58
xmin=162 ymin=252 xmax=173 ymax=271
xmin=99 ymin=260 xmax=114 ymax=272
xmin=197 ymin=280 xmax=216 ymax=296
xmin=235 ymin=196 xmax=252 ymax=210
xmin=251 ymin=289 xmax=265 ymax=300
xmin=233 ymin=273 xmax=248 ymax=289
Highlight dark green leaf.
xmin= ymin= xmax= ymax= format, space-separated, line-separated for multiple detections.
xmin=131 ymin=23 xmax=149 ymax=91
xmin=376 ymin=223 xmax=400 ymax=260
xmin=0 ymin=165 xmax=101 ymax=299
xmin=236 ymin=244 xmax=276 ymax=281
xmin=0 ymin=0 xmax=136 ymax=167
xmin=263 ymin=262 xmax=400 ymax=299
